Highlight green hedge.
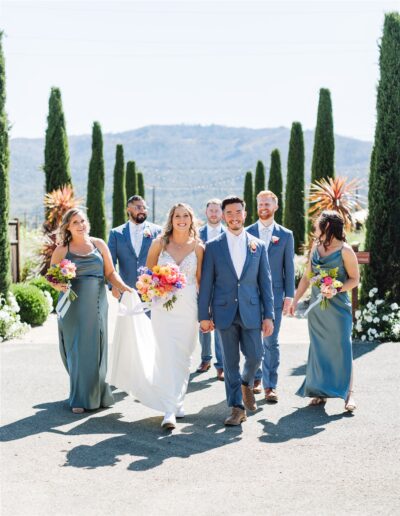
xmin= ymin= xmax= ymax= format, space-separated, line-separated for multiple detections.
xmin=10 ymin=284 xmax=51 ymax=326
xmin=29 ymin=276 xmax=58 ymax=309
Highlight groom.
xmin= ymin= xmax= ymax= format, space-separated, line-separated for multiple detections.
xmin=198 ymin=196 xmax=274 ymax=426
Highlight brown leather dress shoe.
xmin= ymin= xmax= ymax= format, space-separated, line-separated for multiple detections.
xmin=196 ymin=361 xmax=211 ymax=373
xmin=241 ymin=384 xmax=257 ymax=411
xmin=253 ymin=379 xmax=262 ymax=394
xmin=224 ymin=407 xmax=247 ymax=426
xmin=216 ymin=368 xmax=224 ymax=381
xmin=265 ymin=388 xmax=278 ymax=403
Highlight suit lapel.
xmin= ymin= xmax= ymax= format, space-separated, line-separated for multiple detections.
xmin=252 ymin=222 xmax=260 ymax=238
xmin=123 ymin=222 xmax=137 ymax=258
xmin=138 ymin=223 xmax=152 ymax=260
xmin=268 ymin=223 xmax=279 ymax=253
xmin=240 ymin=233 xmax=252 ymax=280
xmin=220 ymin=233 xmax=239 ymax=279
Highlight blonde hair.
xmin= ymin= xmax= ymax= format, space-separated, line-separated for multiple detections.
xmin=206 ymin=198 xmax=222 ymax=208
xmin=162 ymin=203 xmax=199 ymax=246
xmin=59 ymin=208 xmax=90 ymax=246
xmin=256 ymin=190 xmax=278 ymax=204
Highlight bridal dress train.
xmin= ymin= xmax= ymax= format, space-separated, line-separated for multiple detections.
xmin=108 ymin=250 xmax=199 ymax=416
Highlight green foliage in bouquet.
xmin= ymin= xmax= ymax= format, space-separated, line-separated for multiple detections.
xmin=10 ymin=284 xmax=51 ymax=326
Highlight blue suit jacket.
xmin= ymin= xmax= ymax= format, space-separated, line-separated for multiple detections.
xmin=198 ymin=231 xmax=274 ymax=330
xmin=246 ymin=221 xmax=295 ymax=309
xmin=108 ymin=221 xmax=162 ymax=288
xmin=198 ymin=224 xmax=225 ymax=243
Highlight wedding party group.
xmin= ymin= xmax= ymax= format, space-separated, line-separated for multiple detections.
xmin=49 ymin=191 xmax=359 ymax=430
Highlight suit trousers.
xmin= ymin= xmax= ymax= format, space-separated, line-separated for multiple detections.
xmin=254 ymin=307 xmax=283 ymax=388
xmin=217 ymin=311 xmax=263 ymax=408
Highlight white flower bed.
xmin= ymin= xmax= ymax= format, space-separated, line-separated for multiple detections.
xmin=0 ymin=293 xmax=30 ymax=342
xmin=353 ymin=288 xmax=400 ymax=342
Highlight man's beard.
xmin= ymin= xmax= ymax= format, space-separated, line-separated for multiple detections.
xmin=131 ymin=213 xmax=147 ymax=224
xmin=258 ymin=210 xmax=273 ymax=221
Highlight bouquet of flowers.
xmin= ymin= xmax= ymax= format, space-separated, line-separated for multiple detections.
xmin=45 ymin=259 xmax=78 ymax=302
xmin=307 ymin=265 xmax=343 ymax=311
xmin=136 ymin=264 xmax=187 ymax=311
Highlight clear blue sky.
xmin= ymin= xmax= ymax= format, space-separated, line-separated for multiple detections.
xmin=2 ymin=0 xmax=399 ymax=140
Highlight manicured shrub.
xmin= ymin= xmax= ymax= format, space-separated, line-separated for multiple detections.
xmin=29 ymin=276 xmax=58 ymax=310
xmin=10 ymin=284 xmax=51 ymax=326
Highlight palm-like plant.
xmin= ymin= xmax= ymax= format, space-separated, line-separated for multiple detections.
xmin=39 ymin=185 xmax=83 ymax=274
xmin=308 ymin=176 xmax=364 ymax=230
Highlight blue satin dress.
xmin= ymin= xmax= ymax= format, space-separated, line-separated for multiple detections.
xmin=58 ymin=246 xmax=114 ymax=409
xmin=297 ymin=248 xmax=353 ymax=400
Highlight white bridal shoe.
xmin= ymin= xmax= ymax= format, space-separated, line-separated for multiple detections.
xmin=176 ymin=406 xmax=185 ymax=419
xmin=161 ymin=413 xmax=176 ymax=429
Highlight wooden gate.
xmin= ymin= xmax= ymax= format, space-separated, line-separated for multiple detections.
xmin=8 ymin=219 xmax=20 ymax=283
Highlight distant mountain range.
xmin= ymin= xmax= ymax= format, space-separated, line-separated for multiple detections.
xmin=10 ymin=124 xmax=372 ymax=226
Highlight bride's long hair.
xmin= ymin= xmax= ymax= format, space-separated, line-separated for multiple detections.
xmin=162 ymin=203 xmax=199 ymax=246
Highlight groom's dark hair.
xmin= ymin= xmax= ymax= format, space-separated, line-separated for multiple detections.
xmin=221 ymin=196 xmax=246 ymax=211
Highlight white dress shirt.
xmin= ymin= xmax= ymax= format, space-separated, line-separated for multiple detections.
xmin=129 ymin=221 xmax=144 ymax=257
xmin=226 ymin=229 xmax=247 ymax=278
xmin=258 ymin=220 xmax=274 ymax=248
xmin=206 ymin=223 xmax=222 ymax=242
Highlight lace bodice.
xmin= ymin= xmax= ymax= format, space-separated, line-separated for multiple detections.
xmin=158 ymin=250 xmax=197 ymax=286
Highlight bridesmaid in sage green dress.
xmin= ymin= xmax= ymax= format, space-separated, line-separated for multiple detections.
xmin=290 ymin=211 xmax=359 ymax=412
xmin=50 ymin=208 xmax=132 ymax=414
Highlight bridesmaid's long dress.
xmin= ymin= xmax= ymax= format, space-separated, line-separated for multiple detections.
xmin=57 ymin=246 xmax=114 ymax=409
xmin=297 ymin=248 xmax=353 ymax=400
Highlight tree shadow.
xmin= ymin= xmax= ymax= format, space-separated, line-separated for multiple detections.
xmin=259 ymin=405 xmax=349 ymax=444
xmin=290 ymin=340 xmax=382 ymax=377
xmin=0 ymin=390 xmax=127 ymax=442
xmin=59 ymin=401 xmax=241 ymax=471
xmin=187 ymin=373 xmax=219 ymax=394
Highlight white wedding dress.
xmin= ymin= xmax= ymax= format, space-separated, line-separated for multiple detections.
xmin=108 ymin=250 xmax=199 ymax=414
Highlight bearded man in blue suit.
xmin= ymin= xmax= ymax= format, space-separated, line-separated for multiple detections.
xmin=199 ymin=196 xmax=274 ymax=426
xmin=247 ymin=190 xmax=295 ymax=402
xmin=108 ymin=195 xmax=162 ymax=298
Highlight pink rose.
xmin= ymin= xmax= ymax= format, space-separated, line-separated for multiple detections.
xmin=323 ymin=277 xmax=333 ymax=286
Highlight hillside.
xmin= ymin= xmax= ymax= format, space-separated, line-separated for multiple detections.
xmin=9 ymin=124 xmax=372 ymax=225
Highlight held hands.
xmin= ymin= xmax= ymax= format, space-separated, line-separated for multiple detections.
xmin=53 ymin=283 xmax=69 ymax=293
xmin=112 ymin=284 xmax=133 ymax=299
xmin=288 ymin=301 xmax=298 ymax=317
xmin=282 ymin=297 xmax=293 ymax=316
xmin=200 ymin=320 xmax=215 ymax=333
xmin=262 ymin=319 xmax=274 ymax=337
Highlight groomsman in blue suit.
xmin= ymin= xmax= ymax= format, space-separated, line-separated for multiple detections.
xmin=247 ymin=190 xmax=295 ymax=402
xmin=108 ymin=195 xmax=162 ymax=298
xmin=197 ymin=199 xmax=225 ymax=380
xmin=199 ymin=196 xmax=274 ymax=426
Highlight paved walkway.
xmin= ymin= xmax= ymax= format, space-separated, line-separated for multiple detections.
xmin=1 ymin=295 xmax=399 ymax=515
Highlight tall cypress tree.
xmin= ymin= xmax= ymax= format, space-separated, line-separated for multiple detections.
xmin=86 ymin=121 xmax=106 ymax=240
xmin=268 ymin=149 xmax=283 ymax=224
xmin=311 ymin=88 xmax=335 ymax=182
xmin=112 ymin=144 xmax=126 ymax=227
xmin=126 ymin=160 xmax=137 ymax=199
xmin=0 ymin=32 xmax=10 ymax=296
xmin=284 ymin=122 xmax=305 ymax=253
xmin=137 ymin=171 xmax=145 ymax=199
xmin=243 ymin=171 xmax=253 ymax=226
xmin=43 ymin=87 xmax=72 ymax=193
xmin=361 ymin=13 xmax=400 ymax=304
xmin=254 ymin=160 xmax=266 ymax=206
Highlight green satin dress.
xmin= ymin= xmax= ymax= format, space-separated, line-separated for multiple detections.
xmin=58 ymin=245 xmax=114 ymax=410
xmin=297 ymin=248 xmax=353 ymax=400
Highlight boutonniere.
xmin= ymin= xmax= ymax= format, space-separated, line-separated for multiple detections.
xmin=143 ymin=228 xmax=152 ymax=239
xmin=248 ymin=240 xmax=257 ymax=253
xmin=271 ymin=236 xmax=280 ymax=244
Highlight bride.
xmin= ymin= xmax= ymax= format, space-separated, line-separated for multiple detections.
xmin=109 ymin=203 xmax=204 ymax=429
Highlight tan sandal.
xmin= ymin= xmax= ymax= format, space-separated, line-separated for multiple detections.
xmin=72 ymin=407 xmax=85 ymax=414
xmin=309 ymin=397 xmax=327 ymax=406
xmin=345 ymin=391 xmax=356 ymax=412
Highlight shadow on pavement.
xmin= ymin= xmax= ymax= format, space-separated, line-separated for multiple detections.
xmin=0 ymin=390 xmax=127 ymax=442
xmin=290 ymin=340 xmax=382 ymax=377
xmin=258 ymin=405 xmax=349 ymax=443
xmin=59 ymin=400 xmax=241 ymax=471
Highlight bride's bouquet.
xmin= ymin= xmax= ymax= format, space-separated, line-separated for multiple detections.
xmin=306 ymin=265 xmax=343 ymax=313
xmin=136 ymin=264 xmax=187 ymax=311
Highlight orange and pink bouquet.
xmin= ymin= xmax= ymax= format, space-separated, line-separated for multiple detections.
xmin=136 ymin=264 xmax=187 ymax=311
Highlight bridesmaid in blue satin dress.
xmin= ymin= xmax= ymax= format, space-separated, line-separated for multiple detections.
xmin=290 ymin=211 xmax=360 ymax=411
xmin=50 ymin=209 xmax=132 ymax=414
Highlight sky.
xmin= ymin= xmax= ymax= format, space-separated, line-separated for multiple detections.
xmin=1 ymin=0 xmax=399 ymax=140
